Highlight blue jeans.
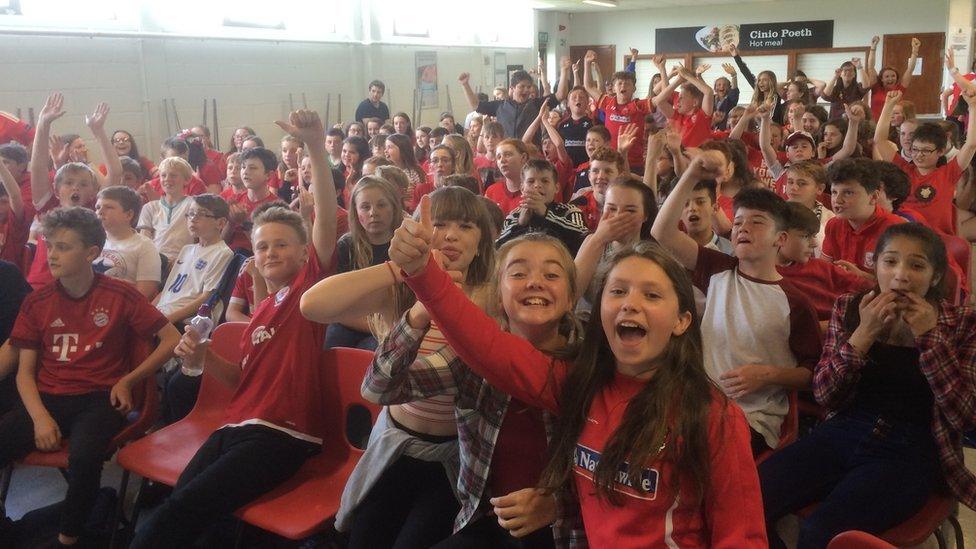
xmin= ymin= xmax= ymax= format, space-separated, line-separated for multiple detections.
xmin=760 ymin=410 xmax=942 ymax=549
xmin=325 ymin=323 xmax=377 ymax=351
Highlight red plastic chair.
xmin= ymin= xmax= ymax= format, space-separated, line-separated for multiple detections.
xmin=0 ymin=337 xmax=156 ymax=504
xmin=941 ymin=233 xmax=971 ymax=283
xmin=799 ymin=493 xmax=964 ymax=549
xmin=233 ymin=347 xmax=382 ymax=540
xmin=756 ymin=391 xmax=799 ymax=465
xmin=115 ymin=321 xmax=244 ymax=494
xmin=828 ymin=531 xmax=896 ymax=549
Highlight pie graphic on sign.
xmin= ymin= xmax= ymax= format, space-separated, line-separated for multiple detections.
xmin=915 ymin=184 xmax=936 ymax=203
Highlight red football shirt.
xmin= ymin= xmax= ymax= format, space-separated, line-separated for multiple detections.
xmin=9 ymin=274 xmax=167 ymax=395
xmin=598 ymin=95 xmax=652 ymax=168
xmin=222 ymin=246 xmax=336 ymax=443
xmin=26 ymin=194 xmax=64 ymax=289
xmin=0 ymin=112 xmax=34 ymax=148
xmin=821 ymin=206 xmax=906 ymax=272
xmin=226 ymin=190 xmax=280 ymax=252
xmin=670 ymin=108 xmax=713 ymax=149
xmin=869 ymin=83 xmax=906 ymax=121
xmin=485 ymin=182 xmax=522 ymax=216
xmin=570 ymin=189 xmax=601 ymax=232
xmin=0 ymin=203 xmax=32 ymax=271
xmin=777 ymin=258 xmax=873 ymax=321
xmin=893 ymin=155 xmax=963 ymax=235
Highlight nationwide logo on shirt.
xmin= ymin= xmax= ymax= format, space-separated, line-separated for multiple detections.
xmin=608 ymin=113 xmax=631 ymax=123
xmin=574 ymin=443 xmax=659 ymax=500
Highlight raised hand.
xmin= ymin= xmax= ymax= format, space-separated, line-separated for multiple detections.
xmin=458 ymin=72 xmax=471 ymax=85
xmin=572 ymin=58 xmax=581 ymax=73
xmin=651 ymin=54 xmax=666 ymax=67
xmin=85 ymin=102 xmax=110 ymax=134
xmin=616 ymin=123 xmax=639 ymax=152
xmin=851 ymin=57 xmax=862 ymax=69
xmin=389 ymin=194 xmax=434 ymax=276
xmin=584 ymin=50 xmax=597 ymax=63
xmin=38 ymin=92 xmax=66 ymax=128
xmin=275 ymin=109 xmax=325 ymax=146
xmin=721 ymin=62 xmax=737 ymax=76
xmin=871 ymin=36 xmax=880 ymax=48
xmin=296 ymin=183 xmax=314 ymax=218
xmin=946 ymin=49 xmax=957 ymax=71
xmin=695 ymin=63 xmax=711 ymax=76
xmin=560 ymin=55 xmax=571 ymax=71
xmin=686 ymin=150 xmax=726 ymax=180
xmin=48 ymin=134 xmax=67 ymax=165
xmin=911 ymin=37 xmax=920 ymax=52
xmin=594 ymin=207 xmax=642 ymax=245
xmin=885 ymin=89 xmax=904 ymax=104
xmin=844 ymin=102 xmax=865 ymax=124
xmin=629 ymin=47 xmax=639 ymax=59
xmin=726 ymin=44 xmax=739 ymax=57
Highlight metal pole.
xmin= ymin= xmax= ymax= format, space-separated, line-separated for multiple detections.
xmin=202 ymin=98 xmax=207 ymax=128
xmin=163 ymin=99 xmax=171 ymax=136
xmin=212 ymin=98 xmax=219 ymax=150
xmin=301 ymin=92 xmax=307 ymax=109
xmin=27 ymin=108 xmax=34 ymax=127
xmin=170 ymin=98 xmax=181 ymax=131
xmin=337 ymin=93 xmax=342 ymax=125
xmin=289 ymin=93 xmax=294 ymax=112
xmin=445 ymin=84 xmax=452 ymax=114
xmin=325 ymin=93 xmax=331 ymax=128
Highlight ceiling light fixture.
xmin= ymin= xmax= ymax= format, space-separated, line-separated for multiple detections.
xmin=581 ymin=0 xmax=617 ymax=7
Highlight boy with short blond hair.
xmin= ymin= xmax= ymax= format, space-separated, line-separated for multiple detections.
xmin=138 ymin=157 xmax=195 ymax=263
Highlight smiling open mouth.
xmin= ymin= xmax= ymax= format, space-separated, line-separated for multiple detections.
xmin=616 ymin=321 xmax=647 ymax=342
xmin=523 ymin=297 xmax=550 ymax=307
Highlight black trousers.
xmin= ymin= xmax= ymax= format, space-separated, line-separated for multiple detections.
xmin=0 ymin=391 xmax=123 ymax=537
xmin=129 ymin=424 xmax=317 ymax=549
xmin=347 ymin=455 xmax=459 ymax=549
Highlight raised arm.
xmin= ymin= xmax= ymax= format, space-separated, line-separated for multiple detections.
xmin=954 ymin=90 xmax=976 ymax=169
xmin=822 ymin=69 xmax=839 ymax=99
xmin=863 ymin=39 xmax=878 ymax=88
xmin=666 ymin=129 xmax=688 ymax=178
xmin=536 ymin=58 xmax=552 ymax=97
xmin=301 ymin=261 xmax=400 ymax=326
xmin=86 ymin=102 xmax=121 ymax=188
xmin=275 ymin=110 xmax=337 ymax=269
xmin=391 ymin=197 xmax=562 ymax=413
xmin=650 ymin=152 xmax=726 ymax=270
xmin=642 ymin=130 xmax=667 ymax=197
xmin=0 ymin=152 xmax=24 ymax=222
xmin=729 ymin=105 xmax=756 ymax=141
xmin=555 ymin=56 xmax=571 ymax=102
xmin=946 ymin=50 xmax=976 ymax=94
xmin=581 ymin=50 xmax=603 ymax=102
xmin=653 ymin=54 xmax=671 ymax=92
xmin=458 ymin=72 xmax=480 ymax=111
xmin=728 ymin=44 xmax=756 ymax=88
xmin=653 ymin=71 xmax=684 ymax=119
xmin=540 ymin=105 xmax=572 ymax=166
xmin=901 ymin=38 xmax=920 ymax=88
xmin=684 ymin=65 xmax=715 ymax=116
xmin=30 ymin=93 xmax=66 ymax=209
xmin=872 ymin=90 xmax=902 ymax=162
xmin=829 ymin=103 xmax=864 ymax=163
xmin=572 ymin=57 xmax=582 ymax=89
xmin=758 ymin=105 xmax=784 ymax=178
xmin=521 ymin=105 xmax=544 ymax=146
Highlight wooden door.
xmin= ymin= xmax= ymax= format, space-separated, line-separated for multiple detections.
xmin=882 ymin=32 xmax=944 ymax=115
xmin=570 ymin=45 xmax=616 ymax=89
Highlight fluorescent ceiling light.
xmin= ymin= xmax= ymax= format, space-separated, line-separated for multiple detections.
xmin=532 ymin=2 xmax=556 ymax=8
xmin=581 ymin=0 xmax=617 ymax=6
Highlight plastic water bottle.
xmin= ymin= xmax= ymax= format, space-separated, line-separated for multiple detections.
xmin=180 ymin=304 xmax=214 ymax=377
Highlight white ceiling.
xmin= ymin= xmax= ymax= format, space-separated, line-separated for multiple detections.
xmin=534 ymin=0 xmax=777 ymax=12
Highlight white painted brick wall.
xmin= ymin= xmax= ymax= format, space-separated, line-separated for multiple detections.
xmin=1 ymin=34 xmax=534 ymax=165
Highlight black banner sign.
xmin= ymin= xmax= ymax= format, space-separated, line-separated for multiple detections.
xmin=655 ymin=20 xmax=834 ymax=54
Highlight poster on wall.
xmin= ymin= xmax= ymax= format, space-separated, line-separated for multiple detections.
xmin=656 ymin=20 xmax=833 ymax=53
xmin=416 ymin=51 xmax=439 ymax=109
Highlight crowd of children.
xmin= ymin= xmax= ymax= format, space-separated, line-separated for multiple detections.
xmin=0 ymin=35 xmax=975 ymax=549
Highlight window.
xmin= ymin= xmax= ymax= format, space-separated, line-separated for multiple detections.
xmin=2 ymin=0 xmax=138 ymax=30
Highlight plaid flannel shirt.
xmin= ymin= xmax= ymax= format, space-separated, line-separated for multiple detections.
xmin=815 ymin=294 xmax=976 ymax=510
xmin=363 ymin=313 xmax=588 ymax=548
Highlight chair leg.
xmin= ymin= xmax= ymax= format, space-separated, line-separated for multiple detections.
xmin=122 ymin=477 xmax=150 ymax=545
xmin=0 ymin=465 xmax=11 ymax=507
xmin=935 ymin=527 xmax=948 ymax=549
xmin=108 ymin=469 xmax=131 ymax=549
xmin=946 ymin=514 xmax=964 ymax=549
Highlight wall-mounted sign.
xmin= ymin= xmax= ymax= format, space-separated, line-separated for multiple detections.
xmin=656 ymin=20 xmax=833 ymax=53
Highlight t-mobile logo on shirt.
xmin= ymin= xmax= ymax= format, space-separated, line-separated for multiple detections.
xmin=574 ymin=443 xmax=659 ymax=500
xmin=52 ymin=333 xmax=79 ymax=362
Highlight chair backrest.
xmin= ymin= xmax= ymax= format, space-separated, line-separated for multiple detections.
xmin=780 ymin=390 xmax=799 ymax=447
xmin=320 ymin=348 xmax=382 ymax=456
xmin=214 ymin=253 xmax=247 ymax=324
xmin=187 ymin=321 xmax=246 ymax=418
xmin=941 ymin=233 xmax=971 ymax=282
xmin=827 ymin=531 xmax=895 ymax=549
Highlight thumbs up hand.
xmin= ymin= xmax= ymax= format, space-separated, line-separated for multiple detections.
xmin=390 ymin=194 xmax=434 ymax=276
